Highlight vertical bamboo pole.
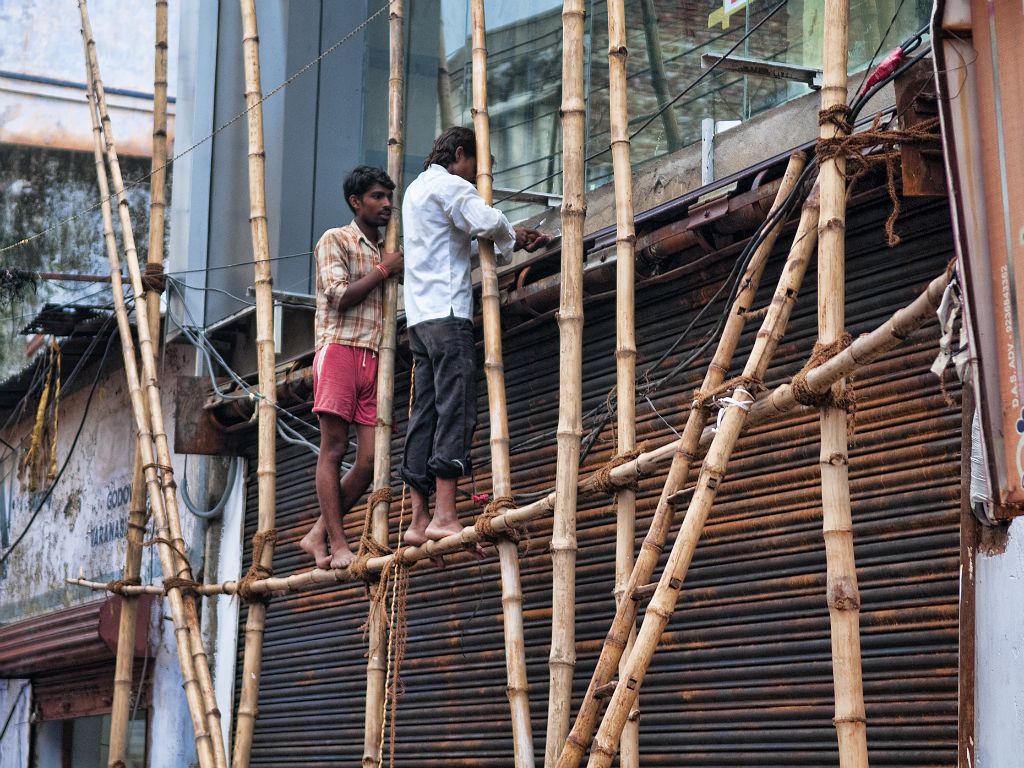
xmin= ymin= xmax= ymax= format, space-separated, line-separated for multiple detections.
xmin=817 ymin=1 xmax=869 ymax=765
xmin=362 ymin=1 xmax=404 ymax=764
xmin=469 ymin=3 xmax=535 ymax=766
xmin=437 ymin=17 xmax=455 ymax=130
xmin=606 ymin=1 xmax=638 ymax=765
xmin=80 ymin=20 xmax=217 ymax=768
xmin=232 ymin=2 xmax=277 ymax=766
xmin=545 ymin=1 xmax=586 ymax=763
xmin=106 ymin=3 xmax=168 ymax=764
xmin=586 ymin=185 xmax=822 ymax=768
xmin=556 ymin=150 xmax=807 ymax=768
xmin=639 ymin=0 xmax=682 ymax=152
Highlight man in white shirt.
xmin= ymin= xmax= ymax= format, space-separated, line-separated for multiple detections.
xmin=400 ymin=126 xmax=549 ymax=548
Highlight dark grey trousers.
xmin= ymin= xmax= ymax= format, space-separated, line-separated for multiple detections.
xmin=400 ymin=315 xmax=477 ymax=496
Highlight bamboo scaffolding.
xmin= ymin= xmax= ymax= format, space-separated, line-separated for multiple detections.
xmin=816 ymin=2 xmax=869 ymax=764
xmin=639 ymin=0 xmax=682 ymax=152
xmin=231 ymin=2 xmax=278 ymax=766
xmin=545 ymin=0 xmax=587 ymax=763
xmin=106 ymin=2 xmax=168 ymax=764
xmin=362 ymin=1 xmax=404 ymax=764
xmin=78 ymin=5 xmax=220 ymax=767
xmin=69 ymin=261 xmax=952 ymax=602
xmin=469 ymin=3 xmax=534 ymax=765
xmin=585 ymin=184 xmax=823 ymax=768
xmin=556 ymin=150 xmax=807 ymax=768
xmin=606 ymin=2 xmax=638 ymax=765
xmin=437 ymin=17 xmax=455 ymax=131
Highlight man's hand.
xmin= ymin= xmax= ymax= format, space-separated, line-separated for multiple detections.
xmin=513 ymin=227 xmax=552 ymax=253
xmin=381 ymin=249 xmax=404 ymax=275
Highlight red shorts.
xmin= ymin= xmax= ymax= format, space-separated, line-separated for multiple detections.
xmin=312 ymin=344 xmax=378 ymax=425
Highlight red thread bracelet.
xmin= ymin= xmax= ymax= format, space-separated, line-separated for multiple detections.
xmin=375 ymin=263 xmax=390 ymax=279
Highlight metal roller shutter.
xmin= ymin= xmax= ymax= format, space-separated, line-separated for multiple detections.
xmin=239 ymin=191 xmax=959 ymax=767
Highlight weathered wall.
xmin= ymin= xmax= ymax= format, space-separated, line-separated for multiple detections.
xmin=0 ymin=343 xmax=199 ymax=622
xmin=0 ymin=0 xmax=178 ymax=155
xmin=975 ymin=519 xmax=1024 ymax=767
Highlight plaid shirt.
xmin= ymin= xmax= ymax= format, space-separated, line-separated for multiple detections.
xmin=314 ymin=221 xmax=384 ymax=352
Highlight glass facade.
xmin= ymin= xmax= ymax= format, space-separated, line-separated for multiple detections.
xmin=408 ymin=0 xmax=930 ymax=218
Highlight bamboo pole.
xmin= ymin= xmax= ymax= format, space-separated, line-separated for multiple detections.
xmin=469 ymin=3 xmax=534 ymax=765
xmin=639 ymin=0 xmax=682 ymax=152
xmin=71 ymin=262 xmax=953 ymax=602
xmin=362 ymin=1 xmax=404 ymax=764
xmin=816 ymin=1 xmax=869 ymax=764
xmin=586 ymin=184 xmax=823 ymax=768
xmin=107 ymin=3 xmax=168 ymax=764
xmin=81 ymin=9 xmax=229 ymax=764
xmin=437 ymin=17 xmax=455 ymax=131
xmin=79 ymin=12 xmax=217 ymax=768
xmin=545 ymin=0 xmax=587 ymax=763
xmin=606 ymin=0 xmax=641 ymax=765
xmin=231 ymin=2 xmax=278 ymax=766
xmin=556 ymin=150 xmax=807 ymax=768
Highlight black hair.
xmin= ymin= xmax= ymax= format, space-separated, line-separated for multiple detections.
xmin=343 ymin=165 xmax=395 ymax=213
xmin=423 ymin=126 xmax=476 ymax=170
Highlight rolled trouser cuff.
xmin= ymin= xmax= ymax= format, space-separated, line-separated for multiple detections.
xmin=400 ymin=466 xmax=435 ymax=497
xmin=428 ymin=455 xmax=473 ymax=480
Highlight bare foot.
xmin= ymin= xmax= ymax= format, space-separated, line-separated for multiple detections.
xmin=299 ymin=520 xmax=329 ymax=567
xmin=329 ymin=542 xmax=356 ymax=570
xmin=425 ymin=520 xmax=484 ymax=559
xmin=402 ymin=525 xmax=429 ymax=548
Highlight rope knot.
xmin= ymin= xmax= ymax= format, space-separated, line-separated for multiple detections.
xmin=141 ymin=262 xmax=166 ymax=295
xmin=592 ymin=449 xmax=643 ymax=495
xmin=105 ymin=577 xmax=142 ymax=596
xmin=791 ymin=335 xmax=860 ymax=437
xmin=238 ymin=528 xmax=277 ymax=604
xmin=367 ymin=487 xmax=393 ymax=510
xmin=818 ymin=104 xmax=854 ymax=133
xmin=475 ymin=496 xmax=518 ymax=543
xmin=163 ymin=576 xmax=200 ymax=597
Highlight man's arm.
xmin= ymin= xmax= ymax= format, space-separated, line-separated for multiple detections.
xmin=317 ymin=231 xmax=403 ymax=311
xmin=443 ymin=179 xmax=517 ymax=255
xmin=333 ymin=249 xmax=403 ymax=310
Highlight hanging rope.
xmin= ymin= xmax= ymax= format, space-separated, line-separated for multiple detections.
xmin=21 ymin=339 xmax=61 ymax=494
xmin=816 ymin=112 xmax=941 ymax=246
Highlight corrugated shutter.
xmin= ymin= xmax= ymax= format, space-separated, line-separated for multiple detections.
xmin=239 ymin=192 xmax=959 ymax=767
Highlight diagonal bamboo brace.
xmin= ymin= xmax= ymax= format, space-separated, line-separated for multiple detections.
xmin=79 ymin=3 xmax=224 ymax=766
xmin=106 ymin=3 xmax=170 ymax=765
xmin=555 ymin=150 xmax=809 ymax=768
xmin=585 ymin=184 xmax=822 ymax=768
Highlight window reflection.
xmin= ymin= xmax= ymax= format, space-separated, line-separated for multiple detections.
xmin=427 ymin=0 xmax=929 ymax=213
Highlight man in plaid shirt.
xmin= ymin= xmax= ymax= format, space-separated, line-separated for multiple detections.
xmin=300 ymin=166 xmax=403 ymax=570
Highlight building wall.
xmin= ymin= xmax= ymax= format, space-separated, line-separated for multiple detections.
xmin=0 ymin=0 xmax=178 ymax=156
xmin=0 ymin=344 xmax=204 ymax=767
xmin=975 ymin=519 xmax=1024 ymax=767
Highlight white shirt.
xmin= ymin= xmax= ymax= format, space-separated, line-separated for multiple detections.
xmin=402 ymin=164 xmax=516 ymax=327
